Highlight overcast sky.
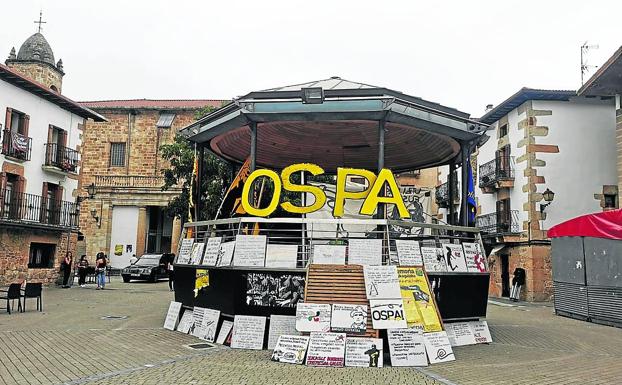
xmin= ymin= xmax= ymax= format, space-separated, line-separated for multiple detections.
xmin=2 ymin=1 xmax=621 ymax=117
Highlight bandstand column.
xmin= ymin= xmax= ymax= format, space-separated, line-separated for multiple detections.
xmin=196 ymin=144 xmax=204 ymax=221
xmin=377 ymin=119 xmax=385 ymax=219
xmin=460 ymin=142 xmax=469 ymax=227
xmin=448 ymin=160 xmax=456 ymax=225
xmin=249 ymin=121 xmax=257 ymax=172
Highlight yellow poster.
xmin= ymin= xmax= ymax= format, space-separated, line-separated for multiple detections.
xmin=397 ymin=267 xmax=442 ymax=332
xmin=114 ymin=244 xmax=123 ymax=256
xmin=194 ymin=269 xmax=209 ymax=297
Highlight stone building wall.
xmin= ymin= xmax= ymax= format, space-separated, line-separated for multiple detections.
xmin=6 ymin=61 xmax=63 ymax=92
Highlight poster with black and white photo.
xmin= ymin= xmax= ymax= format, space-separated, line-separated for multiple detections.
xmin=345 ymin=337 xmax=383 ymax=367
xmin=462 ymin=243 xmax=487 ymax=272
xmin=347 ymin=239 xmax=383 ymax=266
xmin=421 ymin=247 xmax=447 ymax=272
xmin=471 ymin=320 xmax=493 ymax=343
xmin=363 ymin=265 xmax=401 ymax=299
xmin=369 ymin=299 xmax=408 ymax=329
xmin=268 ymin=315 xmax=299 ymax=350
xmin=305 ymin=332 xmax=346 ymax=367
xmin=423 ymin=331 xmax=455 ymax=364
xmin=163 ymin=301 xmax=182 ymax=330
xmin=443 ymin=244 xmax=468 ymax=272
xmin=189 ymin=242 xmax=205 ymax=265
xmin=217 ymin=241 xmax=235 ymax=267
xmin=176 ymin=309 xmax=194 ymax=334
xmin=177 ymin=238 xmax=194 ymax=264
xmin=312 ymin=244 xmax=347 ymax=264
xmin=296 ymin=303 xmax=332 ymax=332
xmin=330 ymin=304 xmax=368 ymax=334
xmin=445 ymin=322 xmax=477 ymax=346
xmin=233 ymin=235 xmax=267 ymax=267
xmin=246 ymin=273 xmax=305 ymax=308
xmin=216 ymin=320 xmax=233 ymax=345
xmin=265 ymin=244 xmax=299 ymax=268
xmin=201 ymin=237 xmax=222 ymax=266
xmin=387 ymin=328 xmax=428 ymax=367
xmin=231 ymin=315 xmax=267 ymax=350
xmin=395 ymin=240 xmax=423 ymax=266
xmin=271 ymin=335 xmax=310 ymax=365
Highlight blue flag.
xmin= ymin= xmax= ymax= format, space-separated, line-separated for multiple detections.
xmin=467 ymin=158 xmax=477 ymax=226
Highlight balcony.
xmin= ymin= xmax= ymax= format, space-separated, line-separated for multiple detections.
xmin=435 ymin=181 xmax=458 ymax=208
xmin=2 ymin=131 xmax=32 ymax=161
xmin=44 ymin=143 xmax=80 ymax=173
xmin=95 ymin=175 xmax=166 ymax=189
xmin=0 ymin=189 xmax=79 ymax=229
xmin=479 ymin=155 xmax=514 ymax=193
xmin=476 ymin=210 xmax=521 ymax=236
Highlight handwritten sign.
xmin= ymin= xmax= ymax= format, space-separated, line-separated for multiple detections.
xmin=462 ymin=243 xmax=487 ymax=272
xmin=233 ymin=235 xmax=267 ymax=267
xmin=231 ymin=315 xmax=267 ymax=350
xmin=265 ymin=244 xmax=299 ymax=268
xmin=423 ymin=331 xmax=455 ymax=364
xmin=271 ymin=335 xmax=310 ymax=365
xmin=387 ymin=329 xmax=428 ymax=367
xmin=177 ymin=239 xmax=194 ymax=264
xmin=363 ymin=265 xmax=401 ymax=299
xmin=216 ymin=320 xmax=233 ymax=345
xmin=330 ymin=304 xmax=368 ymax=334
xmin=163 ymin=301 xmax=182 ymax=330
xmin=295 ymin=303 xmax=331 ymax=332
xmin=312 ymin=245 xmax=346 ymax=264
xmin=445 ymin=322 xmax=477 ymax=346
xmin=305 ymin=332 xmax=346 ymax=367
xmin=217 ymin=241 xmax=235 ymax=267
xmin=369 ymin=299 xmax=408 ymax=329
xmin=443 ymin=244 xmax=468 ymax=272
xmin=347 ymin=239 xmax=383 ymax=266
xmin=395 ymin=240 xmax=423 ymax=266
xmin=176 ymin=310 xmax=194 ymax=334
xmin=189 ymin=243 xmax=205 ymax=265
xmin=345 ymin=337 xmax=383 ymax=367
xmin=471 ymin=320 xmax=493 ymax=343
xmin=202 ymin=237 xmax=222 ymax=266
xmin=192 ymin=307 xmax=220 ymax=342
xmin=268 ymin=315 xmax=299 ymax=349
xmin=421 ymin=247 xmax=447 ymax=272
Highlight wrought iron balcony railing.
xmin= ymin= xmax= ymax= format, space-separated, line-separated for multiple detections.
xmin=435 ymin=181 xmax=458 ymax=208
xmin=476 ymin=210 xmax=520 ymax=235
xmin=2 ymin=131 xmax=32 ymax=161
xmin=94 ymin=175 xmax=166 ymax=188
xmin=0 ymin=189 xmax=79 ymax=229
xmin=44 ymin=143 xmax=80 ymax=172
xmin=479 ymin=155 xmax=514 ymax=188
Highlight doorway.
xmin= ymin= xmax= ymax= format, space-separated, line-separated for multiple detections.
xmin=501 ymin=254 xmax=510 ymax=297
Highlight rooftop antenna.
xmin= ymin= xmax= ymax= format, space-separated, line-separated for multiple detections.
xmin=34 ymin=10 xmax=46 ymax=33
xmin=580 ymin=41 xmax=599 ymax=85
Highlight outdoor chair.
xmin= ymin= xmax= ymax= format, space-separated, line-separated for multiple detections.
xmin=21 ymin=283 xmax=42 ymax=312
xmin=0 ymin=283 xmax=22 ymax=314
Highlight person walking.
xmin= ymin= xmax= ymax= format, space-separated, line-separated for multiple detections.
xmin=76 ymin=255 xmax=89 ymax=287
xmin=95 ymin=252 xmax=107 ymax=290
xmin=510 ymin=267 xmax=526 ymax=302
xmin=167 ymin=253 xmax=175 ymax=291
xmin=61 ymin=252 xmax=73 ymax=288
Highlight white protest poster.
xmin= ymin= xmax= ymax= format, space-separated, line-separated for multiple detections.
xmin=445 ymin=322 xmax=477 ymax=346
xmin=189 ymin=243 xmax=205 ymax=265
xmin=177 ymin=239 xmax=194 ymax=264
xmin=421 ymin=247 xmax=447 ymax=272
xmin=443 ymin=244 xmax=468 ymax=272
xmin=295 ymin=303 xmax=331 ymax=332
xmin=176 ymin=310 xmax=194 ymax=334
xmin=395 ymin=240 xmax=423 ymax=266
xmin=312 ymin=244 xmax=346 ymax=265
xmin=265 ymin=244 xmax=299 ymax=269
xmin=345 ymin=337 xmax=383 ymax=367
xmin=462 ymin=243 xmax=487 ymax=272
xmin=330 ymin=304 xmax=367 ymax=334
xmin=305 ymin=332 xmax=346 ymax=367
xmin=231 ymin=315 xmax=267 ymax=350
xmin=387 ymin=329 xmax=428 ymax=367
xmin=217 ymin=241 xmax=236 ymax=267
xmin=202 ymin=237 xmax=222 ymax=266
xmin=216 ymin=320 xmax=233 ymax=345
xmin=347 ymin=239 xmax=383 ymax=266
xmin=194 ymin=308 xmax=220 ymax=342
xmin=470 ymin=320 xmax=493 ymax=344
xmin=233 ymin=235 xmax=267 ymax=267
xmin=191 ymin=307 xmax=205 ymax=338
xmin=423 ymin=331 xmax=455 ymax=364
xmin=271 ymin=335 xmax=310 ymax=365
xmin=363 ymin=265 xmax=401 ymax=299
xmin=163 ymin=301 xmax=182 ymax=330
xmin=268 ymin=315 xmax=299 ymax=350
xmin=369 ymin=299 xmax=408 ymax=329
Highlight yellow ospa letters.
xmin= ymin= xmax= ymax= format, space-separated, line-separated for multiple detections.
xmin=241 ymin=169 xmax=282 ymax=217
xmin=334 ymin=168 xmax=377 ymax=218
xmin=280 ymin=163 xmax=327 ymax=214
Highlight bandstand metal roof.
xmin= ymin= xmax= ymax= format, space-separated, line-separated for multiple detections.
xmin=181 ymin=77 xmax=488 ymax=172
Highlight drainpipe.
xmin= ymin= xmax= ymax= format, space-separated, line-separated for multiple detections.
xmin=126 ymin=111 xmax=133 ymax=175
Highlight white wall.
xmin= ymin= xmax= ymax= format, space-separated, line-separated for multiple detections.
xmin=109 ymin=206 xmax=139 ymax=268
xmin=0 ymin=80 xmax=83 ymax=201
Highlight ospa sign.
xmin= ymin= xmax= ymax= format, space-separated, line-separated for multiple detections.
xmin=241 ymin=163 xmax=410 ymax=218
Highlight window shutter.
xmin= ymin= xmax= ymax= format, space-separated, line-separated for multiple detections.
xmin=3 ymin=108 xmax=11 ymax=153
xmin=41 ymin=182 xmax=48 ymax=223
xmin=20 ymin=115 xmax=30 ymax=137
xmin=60 ymin=130 xmax=68 ymax=147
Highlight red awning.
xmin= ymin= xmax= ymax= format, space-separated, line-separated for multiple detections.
xmin=548 ymin=209 xmax=622 ymax=240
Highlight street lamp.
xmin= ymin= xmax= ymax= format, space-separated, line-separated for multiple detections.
xmin=540 ymin=188 xmax=555 ymax=212
xmin=86 ymin=183 xmax=96 ymax=199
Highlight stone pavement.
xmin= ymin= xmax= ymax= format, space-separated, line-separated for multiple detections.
xmin=1 ymin=279 xmax=621 ymax=385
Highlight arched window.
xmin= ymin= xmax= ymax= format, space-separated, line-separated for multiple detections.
xmin=50 ymin=85 xmax=58 ymax=92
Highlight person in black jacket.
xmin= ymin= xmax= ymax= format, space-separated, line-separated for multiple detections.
xmin=510 ymin=267 xmax=526 ymax=301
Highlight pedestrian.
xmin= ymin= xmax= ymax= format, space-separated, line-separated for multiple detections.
xmin=61 ymin=252 xmax=73 ymax=288
xmin=167 ymin=253 xmax=175 ymax=291
xmin=76 ymin=255 xmax=89 ymax=287
xmin=510 ymin=267 xmax=526 ymax=302
xmin=129 ymin=254 xmax=138 ymax=265
xmin=95 ymin=252 xmax=107 ymax=290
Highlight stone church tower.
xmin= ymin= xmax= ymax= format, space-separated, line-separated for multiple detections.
xmin=5 ymin=32 xmax=64 ymax=93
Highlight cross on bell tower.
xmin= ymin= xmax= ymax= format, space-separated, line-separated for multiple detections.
xmin=34 ymin=10 xmax=46 ymax=33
